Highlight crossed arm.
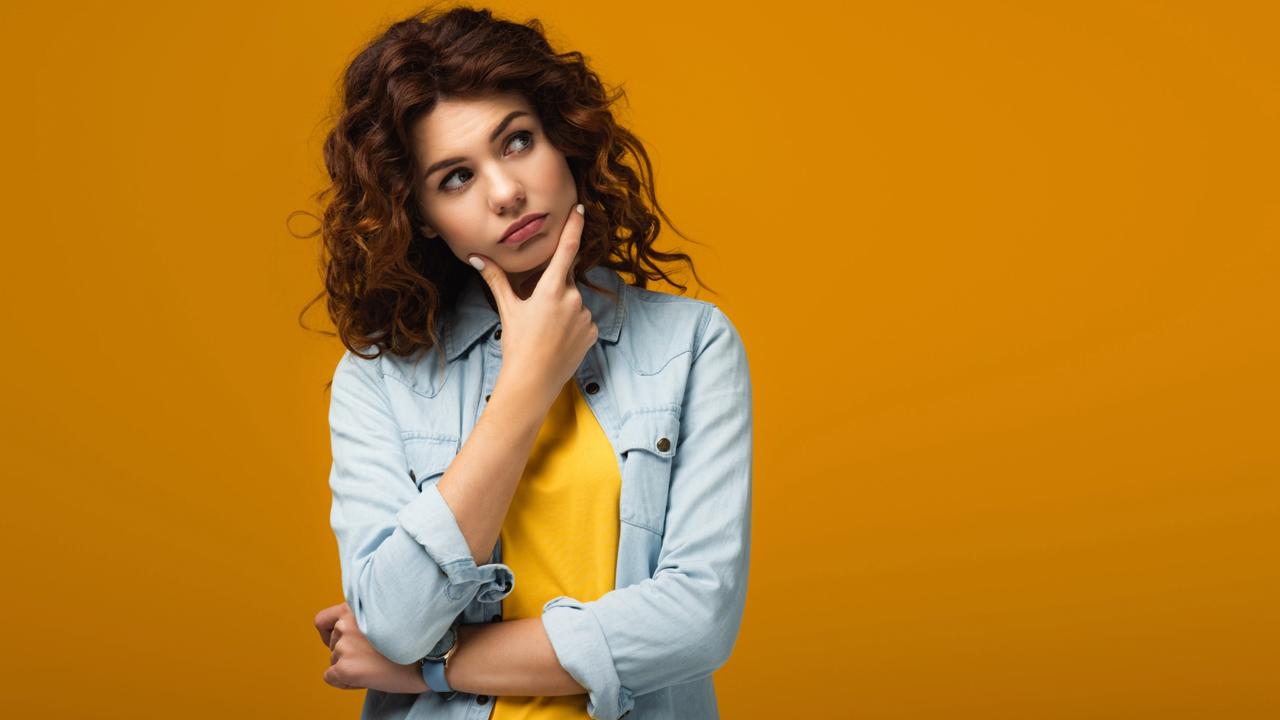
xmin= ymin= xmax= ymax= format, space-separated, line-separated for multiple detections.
xmin=316 ymin=603 xmax=585 ymax=696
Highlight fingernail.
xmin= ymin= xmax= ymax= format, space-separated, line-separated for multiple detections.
xmin=468 ymin=256 xmax=485 ymax=271
xmin=575 ymin=203 xmax=584 ymax=215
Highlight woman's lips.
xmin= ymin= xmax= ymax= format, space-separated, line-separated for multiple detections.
xmin=500 ymin=214 xmax=548 ymax=245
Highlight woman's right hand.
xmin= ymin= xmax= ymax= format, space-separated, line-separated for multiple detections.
xmin=467 ymin=203 xmax=598 ymax=410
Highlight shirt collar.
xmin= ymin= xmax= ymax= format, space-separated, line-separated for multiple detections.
xmin=441 ymin=264 xmax=626 ymax=362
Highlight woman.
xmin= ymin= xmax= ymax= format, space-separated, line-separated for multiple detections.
xmin=308 ymin=6 xmax=753 ymax=719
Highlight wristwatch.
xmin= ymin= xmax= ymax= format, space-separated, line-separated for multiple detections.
xmin=419 ymin=621 xmax=460 ymax=698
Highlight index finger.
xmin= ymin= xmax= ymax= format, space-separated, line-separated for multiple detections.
xmin=536 ymin=202 xmax=584 ymax=294
xmin=314 ymin=602 xmax=345 ymax=646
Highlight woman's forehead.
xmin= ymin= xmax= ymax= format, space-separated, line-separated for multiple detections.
xmin=422 ymin=91 xmax=532 ymax=129
xmin=413 ymin=92 xmax=536 ymax=152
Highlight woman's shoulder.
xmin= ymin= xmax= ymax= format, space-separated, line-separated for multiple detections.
xmin=614 ymin=281 xmax=746 ymax=375
xmin=622 ymin=281 xmax=741 ymax=340
xmin=331 ymin=336 xmax=451 ymax=400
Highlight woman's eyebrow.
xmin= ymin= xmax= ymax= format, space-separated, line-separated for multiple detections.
xmin=422 ymin=110 xmax=531 ymax=181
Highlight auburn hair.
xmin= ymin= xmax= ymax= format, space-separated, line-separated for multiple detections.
xmin=295 ymin=3 xmax=712 ymax=376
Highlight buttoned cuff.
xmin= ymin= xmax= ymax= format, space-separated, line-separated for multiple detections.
xmin=396 ymin=483 xmax=515 ymax=603
xmin=541 ymin=596 xmax=635 ymax=720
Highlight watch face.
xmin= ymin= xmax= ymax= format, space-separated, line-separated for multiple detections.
xmin=423 ymin=627 xmax=457 ymax=661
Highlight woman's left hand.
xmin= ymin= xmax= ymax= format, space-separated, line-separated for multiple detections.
xmin=314 ymin=601 xmax=428 ymax=694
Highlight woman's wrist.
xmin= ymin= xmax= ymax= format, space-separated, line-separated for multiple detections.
xmin=442 ymin=623 xmax=474 ymax=693
xmin=407 ymin=662 xmax=431 ymax=694
xmin=491 ymin=372 xmax=556 ymax=422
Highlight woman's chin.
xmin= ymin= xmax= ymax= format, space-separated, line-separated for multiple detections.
xmin=507 ymin=258 xmax=556 ymax=296
xmin=503 ymin=251 xmax=553 ymax=275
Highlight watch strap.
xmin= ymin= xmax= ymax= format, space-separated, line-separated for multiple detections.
xmin=421 ymin=653 xmax=453 ymax=693
xmin=420 ymin=621 xmax=460 ymax=696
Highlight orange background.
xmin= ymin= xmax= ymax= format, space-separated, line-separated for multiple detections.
xmin=2 ymin=1 xmax=1277 ymax=717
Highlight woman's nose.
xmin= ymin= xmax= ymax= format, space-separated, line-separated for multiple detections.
xmin=490 ymin=175 xmax=524 ymax=214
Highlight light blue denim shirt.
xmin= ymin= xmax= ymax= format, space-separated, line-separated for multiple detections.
xmin=327 ymin=264 xmax=753 ymax=719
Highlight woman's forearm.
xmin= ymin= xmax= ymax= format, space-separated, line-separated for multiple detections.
xmin=444 ymin=618 xmax=587 ymax=697
xmin=436 ymin=374 xmax=550 ymax=565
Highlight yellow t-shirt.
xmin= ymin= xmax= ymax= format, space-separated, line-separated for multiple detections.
xmin=489 ymin=379 xmax=621 ymax=720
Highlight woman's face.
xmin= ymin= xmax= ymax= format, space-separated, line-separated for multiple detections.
xmin=412 ymin=91 xmax=579 ymax=297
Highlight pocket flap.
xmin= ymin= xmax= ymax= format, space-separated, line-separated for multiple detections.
xmin=404 ymin=436 xmax=459 ymax=489
xmin=617 ymin=409 xmax=681 ymax=458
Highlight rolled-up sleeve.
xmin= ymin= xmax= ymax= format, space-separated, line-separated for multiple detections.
xmin=328 ymin=350 xmax=514 ymax=666
xmin=540 ymin=305 xmax=753 ymax=720
xmin=395 ymin=484 xmax=515 ymax=603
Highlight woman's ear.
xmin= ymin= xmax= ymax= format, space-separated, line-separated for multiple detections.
xmin=419 ymin=222 xmax=440 ymax=239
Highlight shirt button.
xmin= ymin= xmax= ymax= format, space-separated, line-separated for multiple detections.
xmin=485 ymin=394 xmax=491 ymax=402
xmin=585 ymin=381 xmax=600 ymax=395
xmin=476 ymin=695 xmax=490 ymax=705
xmin=656 ymin=437 xmax=671 ymax=452
xmin=494 ymin=328 xmax=502 ymax=340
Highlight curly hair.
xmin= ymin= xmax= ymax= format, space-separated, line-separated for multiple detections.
xmin=294 ymin=3 xmax=712 ymax=375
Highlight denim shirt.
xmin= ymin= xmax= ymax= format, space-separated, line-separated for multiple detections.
xmin=327 ymin=264 xmax=753 ymax=720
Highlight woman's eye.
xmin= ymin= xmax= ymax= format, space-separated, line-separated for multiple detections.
xmin=507 ymin=129 xmax=533 ymax=154
xmin=439 ymin=167 xmax=472 ymax=192
xmin=439 ymin=130 xmax=536 ymax=193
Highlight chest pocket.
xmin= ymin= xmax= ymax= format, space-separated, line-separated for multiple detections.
xmin=403 ymin=435 xmax=460 ymax=491
xmin=616 ymin=409 xmax=681 ymax=536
